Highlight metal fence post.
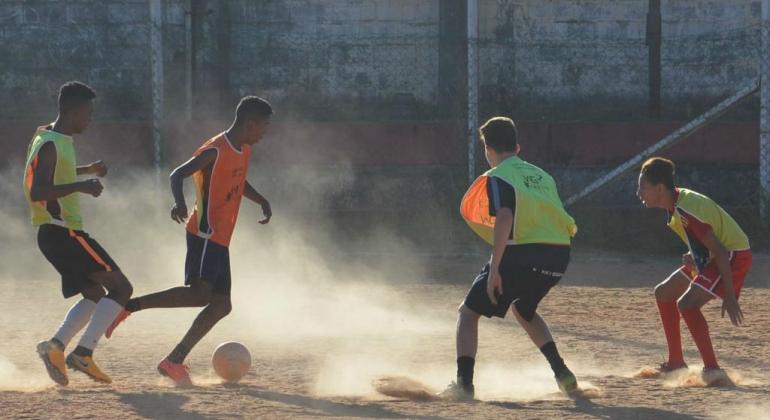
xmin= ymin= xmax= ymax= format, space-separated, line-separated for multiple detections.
xmin=761 ymin=0 xmax=770 ymax=226
xmin=149 ymin=0 xmax=164 ymax=184
xmin=467 ymin=0 xmax=479 ymax=184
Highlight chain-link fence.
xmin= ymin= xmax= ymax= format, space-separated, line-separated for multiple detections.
xmin=472 ymin=1 xmax=768 ymax=252
xmin=1 ymin=0 xmax=768 ymax=254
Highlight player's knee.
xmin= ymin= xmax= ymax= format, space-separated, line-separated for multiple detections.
xmin=513 ymin=304 xmax=536 ymax=323
xmin=82 ymin=285 xmax=105 ymax=302
xmin=212 ymin=299 xmax=232 ymax=319
xmin=105 ymin=272 xmax=132 ymax=302
xmin=654 ymin=283 xmax=667 ymax=301
xmin=220 ymin=300 xmax=232 ymax=317
xmin=677 ymin=295 xmax=695 ymax=312
xmin=459 ymin=304 xmax=480 ymax=320
xmin=117 ymin=276 xmax=133 ymax=299
xmin=123 ymin=281 xmax=134 ymax=299
xmin=195 ymin=286 xmax=214 ymax=306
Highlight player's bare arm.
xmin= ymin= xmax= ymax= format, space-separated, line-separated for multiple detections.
xmin=77 ymin=160 xmax=107 ymax=177
xmin=244 ymin=181 xmax=271 ymax=224
xmin=30 ymin=142 xmax=103 ymax=201
xmin=168 ymin=149 xmax=217 ymax=224
xmin=700 ymin=230 xmax=744 ymax=326
xmin=488 ymin=207 xmax=513 ymax=305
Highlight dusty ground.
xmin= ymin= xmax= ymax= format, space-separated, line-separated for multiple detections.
xmin=1 ymin=250 xmax=769 ymax=420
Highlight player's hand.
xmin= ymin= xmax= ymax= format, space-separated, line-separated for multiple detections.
xmin=721 ymin=295 xmax=743 ymax=326
xmin=259 ymin=200 xmax=272 ymax=225
xmin=682 ymin=253 xmax=696 ymax=271
xmin=88 ymin=160 xmax=108 ymax=177
xmin=170 ymin=202 xmax=188 ymax=224
xmin=487 ymin=265 xmax=503 ymax=305
xmin=79 ymin=178 xmax=104 ymax=197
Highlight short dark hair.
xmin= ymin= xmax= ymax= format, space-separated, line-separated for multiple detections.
xmin=235 ymin=96 xmax=273 ymax=123
xmin=641 ymin=157 xmax=675 ymax=190
xmin=480 ymin=117 xmax=518 ymax=152
xmin=59 ymin=81 xmax=96 ymax=114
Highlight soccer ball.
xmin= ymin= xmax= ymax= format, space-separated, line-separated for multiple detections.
xmin=211 ymin=341 xmax=251 ymax=383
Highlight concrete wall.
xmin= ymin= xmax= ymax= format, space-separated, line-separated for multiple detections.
xmin=478 ymin=0 xmax=649 ymax=120
xmin=477 ymin=0 xmax=760 ymax=120
xmin=227 ymin=0 xmax=440 ymax=120
xmin=660 ymin=0 xmax=760 ymax=118
xmin=0 ymin=0 xmax=763 ymax=123
xmin=0 ymin=0 xmax=152 ymax=120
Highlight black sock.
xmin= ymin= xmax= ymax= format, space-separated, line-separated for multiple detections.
xmin=457 ymin=356 xmax=475 ymax=387
xmin=540 ymin=341 xmax=567 ymax=375
xmin=50 ymin=337 xmax=65 ymax=350
xmin=125 ymin=299 xmax=141 ymax=313
xmin=73 ymin=345 xmax=93 ymax=357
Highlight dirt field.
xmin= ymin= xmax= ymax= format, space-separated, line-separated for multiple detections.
xmin=1 ymin=249 xmax=768 ymax=420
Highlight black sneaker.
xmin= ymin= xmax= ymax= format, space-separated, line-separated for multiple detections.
xmin=658 ymin=361 xmax=688 ymax=373
xmin=438 ymin=380 xmax=475 ymax=401
xmin=555 ymin=367 xmax=578 ymax=393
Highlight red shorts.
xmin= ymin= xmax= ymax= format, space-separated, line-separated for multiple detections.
xmin=677 ymin=250 xmax=752 ymax=299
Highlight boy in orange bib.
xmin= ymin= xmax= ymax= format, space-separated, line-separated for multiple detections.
xmin=106 ymin=96 xmax=273 ymax=385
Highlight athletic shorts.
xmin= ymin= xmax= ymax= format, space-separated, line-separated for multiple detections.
xmin=464 ymin=247 xmax=569 ymax=321
xmin=37 ymin=224 xmax=120 ymax=298
xmin=184 ymin=232 xmax=231 ymax=296
xmin=678 ymin=250 xmax=752 ymax=299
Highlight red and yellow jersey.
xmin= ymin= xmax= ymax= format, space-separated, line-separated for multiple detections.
xmin=186 ymin=133 xmax=250 ymax=247
xmin=668 ymin=188 xmax=750 ymax=271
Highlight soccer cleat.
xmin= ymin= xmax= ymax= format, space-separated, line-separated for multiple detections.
xmin=438 ymin=380 xmax=475 ymax=401
xmin=555 ymin=367 xmax=578 ymax=393
xmin=36 ymin=340 xmax=68 ymax=386
xmin=701 ymin=367 xmax=731 ymax=386
xmin=157 ymin=358 xmax=192 ymax=386
xmin=105 ymin=309 xmax=131 ymax=339
xmin=66 ymin=353 xmax=112 ymax=384
xmin=658 ymin=361 xmax=688 ymax=373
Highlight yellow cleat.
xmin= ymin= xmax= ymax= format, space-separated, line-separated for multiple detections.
xmin=66 ymin=353 xmax=112 ymax=384
xmin=36 ymin=340 xmax=68 ymax=386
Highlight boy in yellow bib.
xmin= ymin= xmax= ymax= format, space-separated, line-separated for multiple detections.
xmin=637 ymin=157 xmax=751 ymax=383
xmin=441 ymin=117 xmax=578 ymax=400
xmin=24 ymin=82 xmax=134 ymax=385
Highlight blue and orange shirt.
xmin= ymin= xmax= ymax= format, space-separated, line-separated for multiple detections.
xmin=185 ymin=133 xmax=250 ymax=247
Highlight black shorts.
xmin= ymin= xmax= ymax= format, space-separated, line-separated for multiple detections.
xmin=37 ymin=224 xmax=120 ymax=298
xmin=184 ymin=232 xmax=231 ymax=296
xmin=464 ymin=246 xmax=570 ymax=321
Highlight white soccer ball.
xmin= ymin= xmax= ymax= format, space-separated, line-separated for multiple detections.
xmin=211 ymin=341 xmax=251 ymax=383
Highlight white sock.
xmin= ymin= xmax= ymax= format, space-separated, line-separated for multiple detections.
xmin=53 ymin=298 xmax=97 ymax=348
xmin=76 ymin=298 xmax=123 ymax=351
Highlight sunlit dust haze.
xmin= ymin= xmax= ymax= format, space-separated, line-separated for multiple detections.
xmin=0 ymin=162 xmax=466 ymax=397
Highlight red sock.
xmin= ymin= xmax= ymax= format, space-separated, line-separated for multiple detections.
xmin=681 ymin=307 xmax=719 ymax=369
xmin=657 ymin=301 xmax=684 ymax=366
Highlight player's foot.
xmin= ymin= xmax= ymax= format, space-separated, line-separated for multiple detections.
xmin=157 ymin=358 xmax=192 ymax=386
xmin=105 ymin=309 xmax=131 ymax=339
xmin=66 ymin=353 xmax=112 ymax=384
xmin=438 ymin=381 xmax=475 ymax=401
xmin=658 ymin=361 xmax=688 ymax=373
xmin=36 ymin=340 xmax=68 ymax=386
xmin=701 ymin=367 xmax=731 ymax=386
xmin=555 ymin=367 xmax=578 ymax=393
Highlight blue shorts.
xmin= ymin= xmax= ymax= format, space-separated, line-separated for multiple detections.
xmin=184 ymin=232 xmax=231 ymax=296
